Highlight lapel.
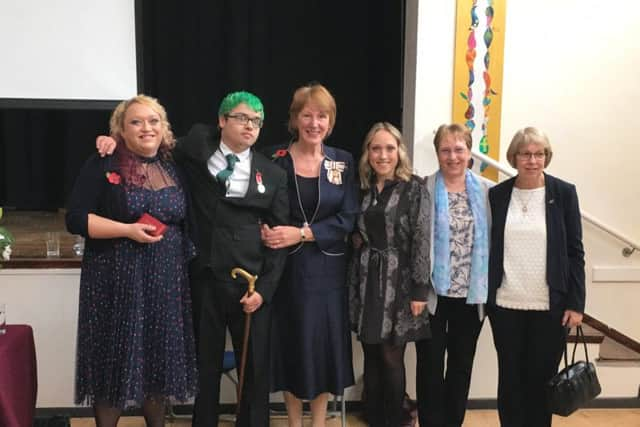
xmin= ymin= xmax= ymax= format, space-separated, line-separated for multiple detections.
xmin=543 ymin=173 xmax=559 ymax=218
xmin=245 ymin=152 xmax=260 ymax=199
xmin=544 ymin=173 xmax=561 ymax=258
xmin=317 ymin=145 xmax=344 ymax=217
xmin=358 ymin=188 xmax=373 ymax=242
xmin=206 ymin=141 xmax=226 ymax=197
xmin=494 ymin=177 xmax=516 ymax=233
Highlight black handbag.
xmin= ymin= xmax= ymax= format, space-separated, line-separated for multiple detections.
xmin=546 ymin=325 xmax=602 ymax=416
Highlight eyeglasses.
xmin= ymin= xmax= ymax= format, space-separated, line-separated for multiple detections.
xmin=225 ymin=113 xmax=263 ymax=128
xmin=128 ymin=118 xmax=161 ymax=127
xmin=438 ymin=147 xmax=468 ymax=157
xmin=516 ymin=151 xmax=546 ymax=160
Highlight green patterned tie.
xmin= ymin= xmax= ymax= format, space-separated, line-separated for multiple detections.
xmin=216 ymin=153 xmax=239 ymax=189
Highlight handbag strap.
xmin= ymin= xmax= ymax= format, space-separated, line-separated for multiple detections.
xmin=570 ymin=325 xmax=590 ymax=364
xmin=562 ymin=327 xmax=570 ymax=370
xmin=562 ymin=325 xmax=590 ymax=369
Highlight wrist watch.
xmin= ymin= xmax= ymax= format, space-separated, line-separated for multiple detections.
xmin=300 ymin=227 xmax=306 ymax=242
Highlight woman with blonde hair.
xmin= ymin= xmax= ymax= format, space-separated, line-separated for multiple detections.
xmin=350 ymin=122 xmax=431 ymax=427
xmin=66 ymin=95 xmax=197 ymax=427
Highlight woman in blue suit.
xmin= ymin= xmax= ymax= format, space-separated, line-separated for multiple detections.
xmin=488 ymin=127 xmax=585 ymax=427
xmin=262 ymin=83 xmax=358 ymax=427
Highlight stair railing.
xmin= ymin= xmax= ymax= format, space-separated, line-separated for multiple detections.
xmin=472 ymin=151 xmax=640 ymax=257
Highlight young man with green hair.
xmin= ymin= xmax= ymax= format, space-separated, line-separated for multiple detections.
xmin=175 ymin=91 xmax=289 ymax=426
xmin=97 ymin=91 xmax=289 ymax=426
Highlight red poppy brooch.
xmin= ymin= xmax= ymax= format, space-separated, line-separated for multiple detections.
xmin=271 ymin=149 xmax=288 ymax=159
xmin=106 ymin=172 xmax=121 ymax=185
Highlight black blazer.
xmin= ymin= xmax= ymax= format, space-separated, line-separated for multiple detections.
xmin=488 ymin=173 xmax=585 ymax=313
xmin=173 ymin=124 xmax=290 ymax=303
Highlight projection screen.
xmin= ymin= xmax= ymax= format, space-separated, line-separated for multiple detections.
xmin=0 ymin=0 xmax=140 ymax=108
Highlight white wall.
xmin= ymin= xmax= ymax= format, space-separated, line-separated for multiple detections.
xmin=0 ymin=270 xmax=361 ymax=406
xmin=500 ymin=1 xmax=640 ymax=242
xmin=1 ymin=269 xmax=80 ymax=407
xmin=0 ymin=269 xmax=260 ymax=406
xmin=404 ymin=0 xmax=457 ymax=177
xmin=404 ymin=0 xmax=640 ymax=399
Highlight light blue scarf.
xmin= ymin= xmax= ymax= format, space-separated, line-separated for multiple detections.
xmin=432 ymin=170 xmax=488 ymax=304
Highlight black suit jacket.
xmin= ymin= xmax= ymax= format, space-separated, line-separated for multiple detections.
xmin=173 ymin=124 xmax=289 ymax=303
xmin=488 ymin=173 xmax=585 ymax=313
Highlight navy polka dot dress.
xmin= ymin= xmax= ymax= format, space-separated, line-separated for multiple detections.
xmin=68 ymin=152 xmax=198 ymax=409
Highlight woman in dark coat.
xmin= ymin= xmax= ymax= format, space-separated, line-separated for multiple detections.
xmin=262 ymin=83 xmax=358 ymax=426
xmin=349 ymin=122 xmax=431 ymax=427
xmin=488 ymin=127 xmax=585 ymax=426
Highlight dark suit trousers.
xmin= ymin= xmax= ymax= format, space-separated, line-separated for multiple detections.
xmin=191 ymin=269 xmax=272 ymax=427
xmin=488 ymin=306 xmax=565 ymax=427
xmin=415 ymin=296 xmax=484 ymax=427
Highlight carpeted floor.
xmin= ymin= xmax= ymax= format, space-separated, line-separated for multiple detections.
xmin=69 ymin=409 xmax=640 ymax=426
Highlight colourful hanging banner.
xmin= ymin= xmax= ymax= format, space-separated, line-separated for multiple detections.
xmin=452 ymin=0 xmax=506 ymax=181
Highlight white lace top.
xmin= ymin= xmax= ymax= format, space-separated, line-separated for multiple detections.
xmin=496 ymin=186 xmax=549 ymax=310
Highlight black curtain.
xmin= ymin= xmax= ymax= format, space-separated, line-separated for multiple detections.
xmin=0 ymin=0 xmax=404 ymax=210
xmin=0 ymin=109 xmax=110 ymax=210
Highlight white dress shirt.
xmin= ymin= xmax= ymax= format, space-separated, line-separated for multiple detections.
xmin=207 ymin=140 xmax=252 ymax=198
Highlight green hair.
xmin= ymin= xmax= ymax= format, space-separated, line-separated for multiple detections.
xmin=218 ymin=91 xmax=265 ymax=119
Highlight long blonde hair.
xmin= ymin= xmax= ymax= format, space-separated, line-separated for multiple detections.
xmin=358 ymin=122 xmax=412 ymax=190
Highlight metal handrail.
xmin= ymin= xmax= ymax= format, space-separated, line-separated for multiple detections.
xmin=472 ymin=151 xmax=640 ymax=257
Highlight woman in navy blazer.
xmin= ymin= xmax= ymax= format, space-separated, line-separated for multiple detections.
xmin=487 ymin=127 xmax=585 ymax=427
xmin=262 ymin=83 xmax=358 ymax=426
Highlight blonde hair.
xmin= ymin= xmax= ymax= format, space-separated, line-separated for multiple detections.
xmin=506 ymin=127 xmax=553 ymax=168
xmin=358 ymin=122 xmax=413 ymax=190
xmin=109 ymin=94 xmax=175 ymax=158
xmin=288 ymin=83 xmax=336 ymax=137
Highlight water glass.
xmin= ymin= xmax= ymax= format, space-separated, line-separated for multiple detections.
xmin=45 ymin=231 xmax=60 ymax=257
xmin=72 ymin=235 xmax=85 ymax=257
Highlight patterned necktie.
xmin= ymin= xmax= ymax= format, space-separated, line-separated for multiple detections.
xmin=216 ymin=153 xmax=239 ymax=189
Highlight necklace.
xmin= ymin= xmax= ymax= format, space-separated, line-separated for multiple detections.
xmin=290 ymin=155 xmax=321 ymax=254
xmin=515 ymin=188 xmax=536 ymax=213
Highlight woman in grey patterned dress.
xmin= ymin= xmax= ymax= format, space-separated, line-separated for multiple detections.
xmin=415 ymin=123 xmax=493 ymax=427
xmin=349 ymin=122 xmax=431 ymax=427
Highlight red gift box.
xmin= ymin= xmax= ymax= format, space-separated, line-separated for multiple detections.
xmin=136 ymin=213 xmax=167 ymax=237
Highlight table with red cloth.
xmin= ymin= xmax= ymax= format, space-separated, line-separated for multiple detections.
xmin=0 ymin=325 xmax=38 ymax=427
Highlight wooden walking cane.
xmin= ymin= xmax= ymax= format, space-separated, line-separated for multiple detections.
xmin=230 ymin=267 xmax=258 ymax=417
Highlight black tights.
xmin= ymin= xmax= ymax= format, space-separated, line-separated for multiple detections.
xmin=93 ymin=401 xmax=120 ymax=427
xmin=362 ymin=342 xmax=407 ymax=427
xmin=94 ymin=396 xmax=166 ymax=427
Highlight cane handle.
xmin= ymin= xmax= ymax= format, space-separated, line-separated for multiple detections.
xmin=231 ymin=267 xmax=257 ymax=295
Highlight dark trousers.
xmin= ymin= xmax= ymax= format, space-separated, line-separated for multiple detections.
xmin=191 ymin=270 xmax=271 ymax=427
xmin=361 ymin=342 xmax=407 ymax=427
xmin=415 ymin=297 xmax=484 ymax=427
xmin=488 ymin=306 xmax=566 ymax=427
